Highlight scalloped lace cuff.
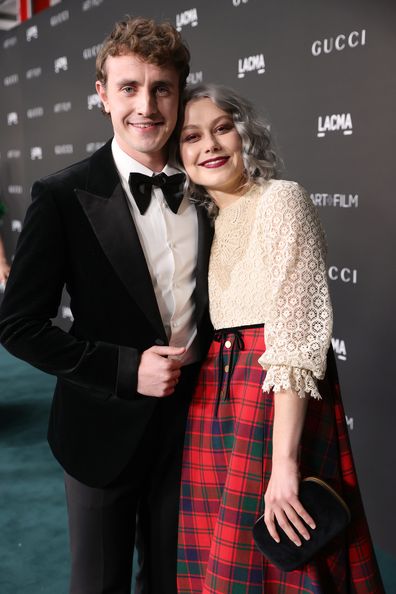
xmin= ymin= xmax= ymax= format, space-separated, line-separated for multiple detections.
xmin=262 ymin=365 xmax=322 ymax=399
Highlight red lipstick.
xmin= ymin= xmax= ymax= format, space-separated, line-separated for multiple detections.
xmin=199 ymin=156 xmax=229 ymax=168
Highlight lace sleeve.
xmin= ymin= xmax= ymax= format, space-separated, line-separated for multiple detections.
xmin=258 ymin=181 xmax=333 ymax=398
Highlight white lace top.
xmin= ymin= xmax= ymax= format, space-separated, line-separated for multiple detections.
xmin=208 ymin=179 xmax=333 ymax=399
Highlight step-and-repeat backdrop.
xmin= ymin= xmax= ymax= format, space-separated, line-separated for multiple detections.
xmin=1 ymin=0 xmax=395 ymax=557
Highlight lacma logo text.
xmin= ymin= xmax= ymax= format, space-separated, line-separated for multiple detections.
xmin=238 ymin=54 xmax=265 ymax=78
xmin=11 ymin=220 xmax=22 ymax=233
xmin=331 ymin=337 xmax=347 ymax=361
xmin=54 ymin=56 xmax=68 ymax=73
xmin=176 ymin=8 xmax=198 ymax=31
xmin=7 ymin=112 xmax=18 ymax=125
xmin=31 ymin=147 xmax=43 ymax=160
xmin=345 ymin=416 xmax=354 ymax=431
xmin=317 ymin=113 xmax=353 ymax=137
xmin=26 ymin=25 xmax=38 ymax=42
xmin=87 ymin=94 xmax=101 ymax=110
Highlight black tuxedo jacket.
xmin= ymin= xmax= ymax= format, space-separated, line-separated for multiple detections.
xmin=0 ymin=140 xmax=213 ymax=487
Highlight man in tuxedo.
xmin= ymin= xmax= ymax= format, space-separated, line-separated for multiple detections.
xmin=0 ymin=17 xmax=212 ymax=594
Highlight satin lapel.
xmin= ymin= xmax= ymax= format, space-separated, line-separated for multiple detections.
xmin=75 ymin=183 xmax=167 ymax=342
xmin=194 ymin=205 xmax=214 ymax=326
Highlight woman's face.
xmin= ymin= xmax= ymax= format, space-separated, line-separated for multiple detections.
xmin=179 ymin=97 xmax=245 ymax=199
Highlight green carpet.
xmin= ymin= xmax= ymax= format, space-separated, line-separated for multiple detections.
xmin=0 ymin=346 xmax=68 ymax=594
xmin=0 ymin=346 xmax=395 ymax=593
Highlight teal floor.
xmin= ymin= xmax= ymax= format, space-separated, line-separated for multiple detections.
xmin=0 ymin=346 xmax=395 ymax=593
xmin=0 ymin=347 xmax=68 ymax=593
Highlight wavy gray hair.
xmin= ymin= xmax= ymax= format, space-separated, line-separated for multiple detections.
xmin=176 ymin=83 xmax=281 ymax=216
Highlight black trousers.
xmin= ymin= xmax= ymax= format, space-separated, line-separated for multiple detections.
xmin=64 ymin=363 xmax=200 ymax=594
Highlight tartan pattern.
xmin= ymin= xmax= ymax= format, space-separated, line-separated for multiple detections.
xmin=177 ymin=327 xmax=384 ymax=593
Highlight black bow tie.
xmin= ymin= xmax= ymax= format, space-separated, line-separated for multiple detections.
xmin=128 ymin=172 xmax=186 ymax=215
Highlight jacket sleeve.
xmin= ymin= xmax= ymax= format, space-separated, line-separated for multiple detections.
xmin=0 ymin=181 xmax=139 ymax=400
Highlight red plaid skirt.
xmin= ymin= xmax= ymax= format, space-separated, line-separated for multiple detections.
xmin=177 ymin=325 xmax=384 ymax=593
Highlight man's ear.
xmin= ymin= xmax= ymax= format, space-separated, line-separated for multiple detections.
xmin=95 ymin=81 xmax=110 ymax=113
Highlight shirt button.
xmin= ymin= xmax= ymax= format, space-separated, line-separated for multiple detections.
xmin=225 ymin=340 xmax=232 ymax=349
xmin=172 ymin=321 xmax=180 ymax=328
xmin=224 ymin=365 xmax=229 ymax=373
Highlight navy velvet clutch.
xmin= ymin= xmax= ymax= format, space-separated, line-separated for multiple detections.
xmin=252 ymin=477 xmax=351 ymax=572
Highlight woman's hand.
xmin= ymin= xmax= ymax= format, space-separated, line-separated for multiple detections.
xmin=264 ymin=457 xmax=315 ymax=546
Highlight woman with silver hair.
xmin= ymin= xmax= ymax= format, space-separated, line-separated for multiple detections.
xmin=176 ymin=84 xmax=384 ymax=593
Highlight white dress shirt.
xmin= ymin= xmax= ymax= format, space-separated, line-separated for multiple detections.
xmin=111 ymin=138 xmax=199 ymax=365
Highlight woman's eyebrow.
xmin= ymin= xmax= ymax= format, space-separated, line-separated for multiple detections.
xmin=182 ymin=115 xmax=231 ymax=131
xmin=181 ymin=124 xmax=200 ymax=131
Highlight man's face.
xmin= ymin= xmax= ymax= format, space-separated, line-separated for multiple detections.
xmin=96 ymin=54 xmax=180 ymax=171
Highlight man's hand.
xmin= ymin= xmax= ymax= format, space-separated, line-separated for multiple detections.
xmin=137 ymin=345 xmax=186 ymax=397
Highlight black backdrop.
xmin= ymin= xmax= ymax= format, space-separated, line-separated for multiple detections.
xmin=1 ymin=0 xmax=395 ymax=559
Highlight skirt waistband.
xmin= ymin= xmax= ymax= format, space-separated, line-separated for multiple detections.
xmin=214 ymin=323 xmax=264 ymax=334
xmin=213 ymin=324 xmax=264 ymax=416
